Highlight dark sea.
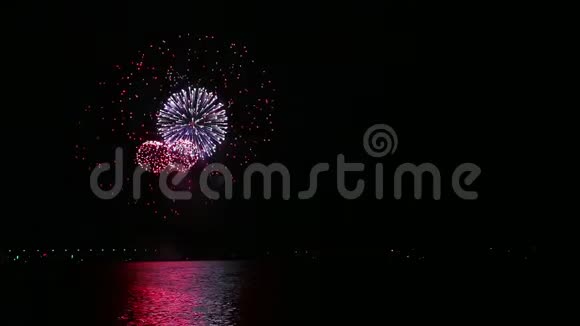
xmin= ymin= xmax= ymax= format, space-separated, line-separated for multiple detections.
xmin=2 ymin=261 xmax=321 ymax=325
xmin=1 ymin=259 xmax=539 ymax=325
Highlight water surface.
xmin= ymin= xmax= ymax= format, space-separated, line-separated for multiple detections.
xmin=2 ymin=261 xmax=320 ymax=325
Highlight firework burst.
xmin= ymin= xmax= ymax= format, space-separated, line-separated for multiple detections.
xmin=167 ymin=139 xmax=199 ymax=172
xmin=136 ymin=141 xmax=170 ymax=174
xmin=158 ymin=87 xmax=227 ymax=159
xmin=77 ymin=34 xmax=276 ymax=217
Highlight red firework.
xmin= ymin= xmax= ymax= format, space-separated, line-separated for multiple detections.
xmin=167 ymin=140 xmax=199 ymax=172
xmin=136 ymin=141 xmax=170 ymax=174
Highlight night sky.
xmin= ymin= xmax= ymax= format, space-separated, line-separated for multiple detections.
xmin=2 ymin=1 xmax=539 ymax=261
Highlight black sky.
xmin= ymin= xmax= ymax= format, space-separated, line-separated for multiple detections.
xmin=2 ymin=1 xmax=540 ymax=258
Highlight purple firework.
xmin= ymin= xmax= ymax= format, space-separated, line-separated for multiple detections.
xmin=157 ymin=87 xmax=228 ymax=159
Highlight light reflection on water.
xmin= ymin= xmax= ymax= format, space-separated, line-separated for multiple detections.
xmin=118 ymin=261 xmax=243 ymax=326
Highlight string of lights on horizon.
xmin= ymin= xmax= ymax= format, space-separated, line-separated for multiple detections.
xmin=1 ymin=247 xmax=538 ymax=264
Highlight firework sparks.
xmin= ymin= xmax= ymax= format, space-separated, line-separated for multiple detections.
xmin=77 ymin=34 xmax=276 ymax=217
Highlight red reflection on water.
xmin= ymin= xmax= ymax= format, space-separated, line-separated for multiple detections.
xmin=118 ymin=261 xmax=242 ymax=326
